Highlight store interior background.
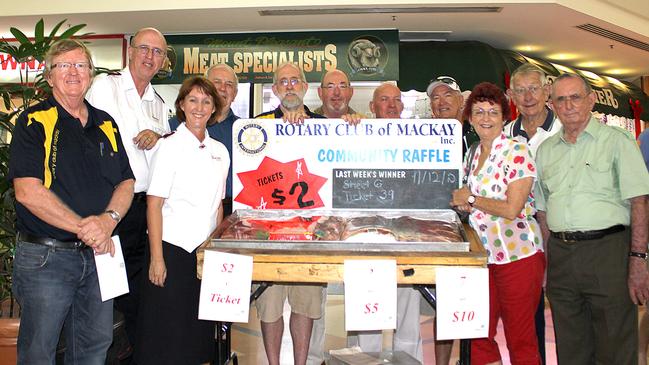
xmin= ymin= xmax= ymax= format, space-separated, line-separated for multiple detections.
xmin=3 ymin=0 xmax=649 ymax=118
xmin=2 ymin=1 xmax=649 ymax=364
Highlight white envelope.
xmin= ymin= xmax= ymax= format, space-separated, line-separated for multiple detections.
xmin=344 ymin=259 xmax=397 ymax=331
xmin=94 ymin=235 xmax=129 ymax=302
xmin=198 ymin=250 xmax=253 ymax=322
xmin=435 ymin=267 xmax=489 ymax=340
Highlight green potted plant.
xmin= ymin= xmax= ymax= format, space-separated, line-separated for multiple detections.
xmin=0 ymin=19 xmax=87 ymax=364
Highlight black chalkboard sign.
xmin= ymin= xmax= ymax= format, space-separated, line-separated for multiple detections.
xmin=332 ymin=168 xmax=460 ymax=209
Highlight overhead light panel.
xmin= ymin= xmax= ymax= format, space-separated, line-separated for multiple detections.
xmin=259 ymin=7 xmax=503 ymax=16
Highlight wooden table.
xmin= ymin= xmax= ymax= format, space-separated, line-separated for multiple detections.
xmin=197 ymin=224 xmax=486 ymax=365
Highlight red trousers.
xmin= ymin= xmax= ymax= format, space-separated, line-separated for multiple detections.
xmin=471 ymin=251 xmax=545 ymax=365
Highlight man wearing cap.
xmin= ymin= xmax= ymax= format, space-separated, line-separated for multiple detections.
xmin=426 ymin=75 xmax=478 ymax=364
xmin=346 ymin=83 xmax=423 ymax=363
xmin=427 ymin=76 xmax=478 ymax=155
xmin=505 ymin=63 xmax=562 ymax=364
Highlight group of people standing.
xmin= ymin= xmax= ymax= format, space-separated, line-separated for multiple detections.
xmin=7 ymin=25 xmax=649 ymax=365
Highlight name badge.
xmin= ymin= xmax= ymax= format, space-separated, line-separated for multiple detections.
xmin=198 ymin=251 xmax=253 ymax=322
xmin=435 ymin=267 xmax=489 ymax=340
xmin=343 ymin=259 xmax=397 ymax=331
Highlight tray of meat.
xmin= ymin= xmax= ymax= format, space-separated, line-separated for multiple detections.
xmin=210 ymin=209 xmax=469 ymax=253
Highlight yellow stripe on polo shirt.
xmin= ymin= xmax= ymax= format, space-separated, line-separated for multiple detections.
xmin=98 ymin=121 xmax=118 ymax=152
xmin=27 ymin=107 xmax=58 ymax=189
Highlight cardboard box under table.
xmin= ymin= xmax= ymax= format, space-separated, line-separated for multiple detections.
xmin=197 ymin=209 xmax=486 ymax=364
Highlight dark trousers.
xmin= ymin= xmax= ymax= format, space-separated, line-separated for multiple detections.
xmin=114 ymin=194 xmax=148 ymax=347
xmin=536 ymin=289 xmax=545 ymax=365
xmin=547 ymin=228 xmax=637 ymax=365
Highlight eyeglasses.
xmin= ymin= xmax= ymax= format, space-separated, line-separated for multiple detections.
xmin=133 ymin=44 xmax=166 ymax=58
xmin=278 ymin=78 xmax=302 ymax=87
xmin=51 ymin=62 xmax=91 ymax=72
xmin=323 ymin=83 xmax=349 ymax=90
xmin=471 ymin=108 xmax=502 ymax=118
xmin=512 ymin=85 xmax=543 ymax=96
xmin=552 ymin=93 xmax=587 ymax=107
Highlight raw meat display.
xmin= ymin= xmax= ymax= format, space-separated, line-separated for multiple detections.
xmin=217 ymin=210 xmax=464 ymax=243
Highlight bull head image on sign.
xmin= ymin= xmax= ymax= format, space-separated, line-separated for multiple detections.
xmin=348 ymin=38 xmax=381 ymax=73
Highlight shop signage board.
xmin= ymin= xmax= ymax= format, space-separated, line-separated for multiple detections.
xmin=231 ymin=118 xmax=463 ymax=211
xmin=156 ymin=30 xmax=399 ymax=84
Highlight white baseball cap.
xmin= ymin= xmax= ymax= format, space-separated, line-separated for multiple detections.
xmin=426 ymin=76 xmax=461 ymax=96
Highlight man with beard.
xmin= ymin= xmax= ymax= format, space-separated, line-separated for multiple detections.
xmin=254 ymin=62 xmax=325 ymax=365
xmin=169 ymin=63 xmax=240 ymax=216
xmin=256 ymin=62 xmax=325 ymax=124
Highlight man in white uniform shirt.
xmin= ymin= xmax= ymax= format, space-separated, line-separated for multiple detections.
xmin=86 ymin=27 xmax=170 ymax=352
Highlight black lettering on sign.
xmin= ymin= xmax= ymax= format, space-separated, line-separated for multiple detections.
xmin=332 ymin=168 xmax=459 ymax=209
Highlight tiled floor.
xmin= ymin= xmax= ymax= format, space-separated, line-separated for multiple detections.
xmin=229 ymin=294 xmax=559 ymax=364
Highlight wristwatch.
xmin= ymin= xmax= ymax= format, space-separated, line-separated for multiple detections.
xmin=467 ymin=195 xmax=476 ymax=206
xmin=105 ymin=210 xmax=121 ymax=224
xmin=629 ymin=251 xmax=648 ymax=260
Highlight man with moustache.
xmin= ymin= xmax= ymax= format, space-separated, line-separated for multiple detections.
xmin=254 ymin=62 xmax=325 ymax=365
xmin=86 ymin=27 xmax=170 ymax=352
xmin=505 ymin=63 xmax=562 ymax=364
xmin=346 ymin=82 xmax=423 ymax=362
xmin=427 ymin=75 xmax=478 ymax=154
xmin=535 ymin=73 xmax=649 ymax=364
xmin=169 ymin=64 xmax=240 ymax=216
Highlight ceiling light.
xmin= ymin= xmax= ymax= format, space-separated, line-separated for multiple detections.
xmin=259 ymin=7 xmax=503 ymax=16
xmin=577 ymin=61 xmax=607 ymax=68
xmin=605 ymin=68 xmax=630 ymax=75
xmin=515 ymin=45 xmax=539 ymax=52
xmin=547 ymin=53 xmax=578 ymax=61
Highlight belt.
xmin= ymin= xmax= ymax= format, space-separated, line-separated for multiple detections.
xmin=17 ymin=232 xmax=88 ymax=250
xmin=133 ymin=192 xmax=147 ymax=203
xmin=550 ymin=225 xmax=625 ymax=243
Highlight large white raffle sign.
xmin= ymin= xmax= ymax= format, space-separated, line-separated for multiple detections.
xmin=232 ymin=118 xmax=463 ymax=210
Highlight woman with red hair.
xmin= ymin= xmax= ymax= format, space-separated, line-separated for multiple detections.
xmin=451 ymin=82 xmax=545 ymax=365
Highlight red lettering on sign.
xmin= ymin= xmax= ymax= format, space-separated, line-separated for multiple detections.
xmin=363 ymin=303 xmax=379 ymax=314
xmin=452 ymin=311 xmax=475 ymax=322
xmin=235 ymin=156 xmax=326 ymax=209
xmin=210 ymin=293 xmax=242 ymax=305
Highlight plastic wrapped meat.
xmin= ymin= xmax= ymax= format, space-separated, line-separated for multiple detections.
xmin=391 ymin=216 xmax=462 ymax=242
xmin=220 ymin=216 xmax=321 ymax=241
xmin=219 ymin=215 xmax=346 ymax=241
xmin=341 ymin=215 xmax=462 ymax=243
